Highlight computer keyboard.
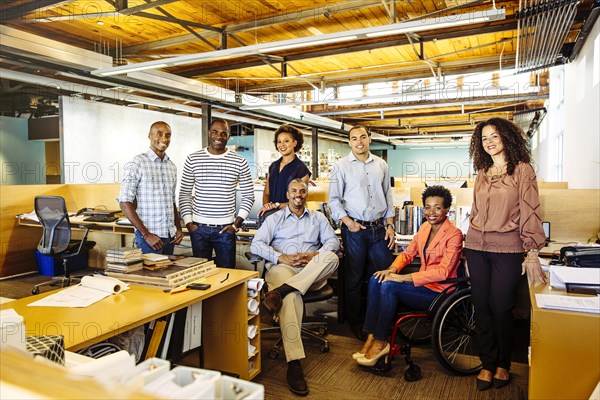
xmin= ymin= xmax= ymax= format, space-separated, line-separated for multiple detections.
xmin=83 ymin=216 xmax=119 ymax=223
xmin=242 ymin=221 xmax=258 ymax=230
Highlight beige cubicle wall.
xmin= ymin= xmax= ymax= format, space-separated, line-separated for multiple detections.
xmin=408 ymin=187 xmax=599 ymax=241
xmin=0 ymin=184 xmax=122 ymax=278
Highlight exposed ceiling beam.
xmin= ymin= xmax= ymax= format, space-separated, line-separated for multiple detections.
xmin=314 ymin=94 xmax=548 ymax=116
xmin=121 ymin=0 xmax=385 ymax=54
xmin=241 ymin=55 xmax=517 ymax=94
xmin=179 ymin=19 xmax=518 ymax=77
xmin=0 ymin=0 xmax=70 ymax=22
xmin=118 ymin=0 xmax=181 ymax=15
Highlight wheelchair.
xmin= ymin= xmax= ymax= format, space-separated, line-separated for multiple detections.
xmin=364 ymin=265 xmax=482 ymax=381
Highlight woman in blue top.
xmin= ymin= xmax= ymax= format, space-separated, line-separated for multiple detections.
xmin=259 ymin=124 xmax=311 ymax=215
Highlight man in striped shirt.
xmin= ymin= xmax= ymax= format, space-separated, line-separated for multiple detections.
xmin=179 ymin=118 xmax=254 ymax=267
xmin=119 ymin=121 xmax=184 ymax=254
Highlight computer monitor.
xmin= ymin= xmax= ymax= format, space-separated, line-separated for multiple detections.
xmin=235 ymin=185 xmax=264 ymax=224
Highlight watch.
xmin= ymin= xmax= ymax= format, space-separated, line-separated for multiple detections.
xmin=274 ymin=202 xmax=280 ymax=209
xmin=231 ymin=224 xmax=240 ymax=233
xmin=386 ymin=223 xmax=395 ymax=231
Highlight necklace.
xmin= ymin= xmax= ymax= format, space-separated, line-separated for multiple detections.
xmin=488 ymin=163 xmax=506 ymax=178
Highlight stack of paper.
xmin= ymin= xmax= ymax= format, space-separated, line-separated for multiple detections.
xmin=535 ymin=294 xmax=600 ymax=314
xmin=106 ymin=247 xmax=143 ymax=273
xmin=142 ymin=253 xmax=171 ymax=267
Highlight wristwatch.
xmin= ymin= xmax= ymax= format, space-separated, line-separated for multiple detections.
xmin=386 ymin=223 xmax=395 ymax=231
xmin=274 ymin=202 xmax=280 ymax=209
xmin=231 ymin=224 xmax=240 ymax=233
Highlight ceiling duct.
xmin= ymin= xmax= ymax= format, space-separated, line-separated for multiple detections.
xmin=515 ymin=0 xmax=579 ymax=73
xmin=513 ymin=107 xmax=547 ymax=137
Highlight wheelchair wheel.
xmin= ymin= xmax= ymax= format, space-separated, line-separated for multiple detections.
xmin=431 ymin=288 xmax=482 ymax=375
xmin=395 ymin=313 xmax=432 ymax=345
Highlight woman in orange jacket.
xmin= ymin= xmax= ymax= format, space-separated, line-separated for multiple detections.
xmin=353 ymin=185 xmax=463 ymax=366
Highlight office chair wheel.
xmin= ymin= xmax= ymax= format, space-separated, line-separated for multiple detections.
xmin=268 ymin=348 xmax=279 ymax=359
xmin=320 ymin=343 xmax=330 ymax=353
xmin=404 ymin=364 xmax=422 ymax=382
xmin=32 ymin=287 xmax=40 ymax=295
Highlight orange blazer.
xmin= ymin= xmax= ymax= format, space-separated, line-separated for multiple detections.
xmin=391 ymin=218 xmax=463 ymax=292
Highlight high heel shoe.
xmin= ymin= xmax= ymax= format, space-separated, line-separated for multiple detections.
xmin=476 ymin=378 xmax=493 ymax=391
xmin=356 ymin=343 xmax=390 ymax=367
xmin=352 ymin=352 xmax=365 ymax=360
xmin=493 ymin=376 xmax=511 ymax=389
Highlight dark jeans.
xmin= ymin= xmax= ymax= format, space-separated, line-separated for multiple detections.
xmin=465 ymin=248 xmax=524 ymax=372
xmin=189 ymin=223 xmax=236 ymax=268
xmin=363 ymin=275 xmax=438 ymax=340
xmin=341 ymin=224 xmax=394 ymax=325
xmin=134 ymin=230 xmax=175 ymax=255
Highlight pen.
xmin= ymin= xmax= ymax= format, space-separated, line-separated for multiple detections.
xmin=220 ymin=273 xmax=230 ymax=284
xmin=164 ymin=286 xmax=190 ymax=294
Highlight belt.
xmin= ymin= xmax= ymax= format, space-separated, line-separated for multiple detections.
xmin=351 ymin=218 xmax=382 ymax=227
xmin=196 ymin=222 xmax=228 ymax=228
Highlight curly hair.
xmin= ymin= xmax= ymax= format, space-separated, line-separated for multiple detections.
xmin=422 ymin=185 xmax=453 ymax=209
xmin=469 ymin=117 xmax=531 ymax=176
xmin=273 ymin=124 xmax=304 ymax=153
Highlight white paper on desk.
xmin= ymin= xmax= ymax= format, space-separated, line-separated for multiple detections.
xmin=15 ymin=210 xmax=38 ymax=222
xmin=549 ymin=266 xmax=600 ymax=290
xmin=27 ymin=275 xmax=129 ymax=308
xmin=535 ymin=293 xmax=600 ymax=314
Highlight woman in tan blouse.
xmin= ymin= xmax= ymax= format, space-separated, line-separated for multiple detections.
xmin=464 ymin=117 xmax=546 ymax=391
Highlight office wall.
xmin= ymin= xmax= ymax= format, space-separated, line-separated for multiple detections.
xmin=0 ymin=116 xmax=46 ymax=185
xmin=563 ymin=19 xmax=600 ymax=189
xmin=60 ymin=97 xmax=202 ymax=184
xmin=386 ymin=146 xmax=471 ymax=180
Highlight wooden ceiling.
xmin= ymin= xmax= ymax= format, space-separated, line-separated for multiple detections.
xmin=0 ymin=0 xmax=597 ymax=140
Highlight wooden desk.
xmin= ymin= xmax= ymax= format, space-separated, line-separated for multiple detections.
xmin=1 ymin=268 xmax=261 ymax=380
xmin=528 ymin=281 xmax=600 ymax=399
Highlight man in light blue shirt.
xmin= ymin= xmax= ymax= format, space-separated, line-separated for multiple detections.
xmin=119 ymin=121 xmax=183 ymax=254
xmin=328 ymin=125 xmax=396 ymax=340
xmin=251 ymin=178 xmax=339 ymax=396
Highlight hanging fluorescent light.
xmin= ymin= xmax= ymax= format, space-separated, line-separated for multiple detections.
xmin=260 ymin=36 xmax=359 ymax=53
xmin=93 ymin=8 xmax=505 ymax=77
xmin=99 ymin=63 xmax=169 ymax=76
xmin=365 ymin=11 xmax=502 ymax=38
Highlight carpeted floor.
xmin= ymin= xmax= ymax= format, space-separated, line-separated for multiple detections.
xmin=253 ymin=327 xmax=529 ymax=400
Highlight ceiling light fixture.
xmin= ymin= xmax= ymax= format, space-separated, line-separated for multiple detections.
xmin=92 ymin=8 xmax=505 ymax=77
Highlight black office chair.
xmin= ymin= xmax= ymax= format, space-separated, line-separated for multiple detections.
xmin=32 ymin=196 xmax=94 ymax=295
xmin=245 ymin=252 xmax=334 ymax=357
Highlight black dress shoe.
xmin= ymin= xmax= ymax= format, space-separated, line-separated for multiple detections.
xmin=349 ymin=323 xmax=365 ymax=341
xmin=263 ymin=289 xmax=283 ymax=316
xmin=493 ymin=376 xmax=511 ymax=389
xmin=476 ymin=378 xmax=493 ymax=391
xmin=287 ymin=361 xmax=309 ymax=396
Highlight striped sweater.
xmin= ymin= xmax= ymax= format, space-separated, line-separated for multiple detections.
xmin=179 ymin=148 xmax=254 ymax=225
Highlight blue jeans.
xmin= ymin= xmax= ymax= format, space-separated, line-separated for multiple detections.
xmin=189 ymin=223 xmax=236 ymax=268
xmin=363 ymin=276 xmax=438 ymax=340
xmin=341 ymin=224 xmax=394 ymax=325
xmin=134 ymin=230 xmax=175 ymax=255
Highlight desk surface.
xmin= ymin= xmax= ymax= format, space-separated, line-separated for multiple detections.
xmin=528 ymin=279 xmax=600 ymax=399
xmin=1 ymin=268 xmax=257 ymax=352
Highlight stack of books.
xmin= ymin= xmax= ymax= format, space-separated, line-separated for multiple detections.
xmin=105 ymin=258 xmax=218 ymax=289
xmin=106 ymin=247 xmax=143 ymax=273
xmin=141 ymin=253 xmax=171 ymax=268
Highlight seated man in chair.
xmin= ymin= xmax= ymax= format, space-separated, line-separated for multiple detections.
xmin=251 ymin=178 xmax=340 ymax=396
